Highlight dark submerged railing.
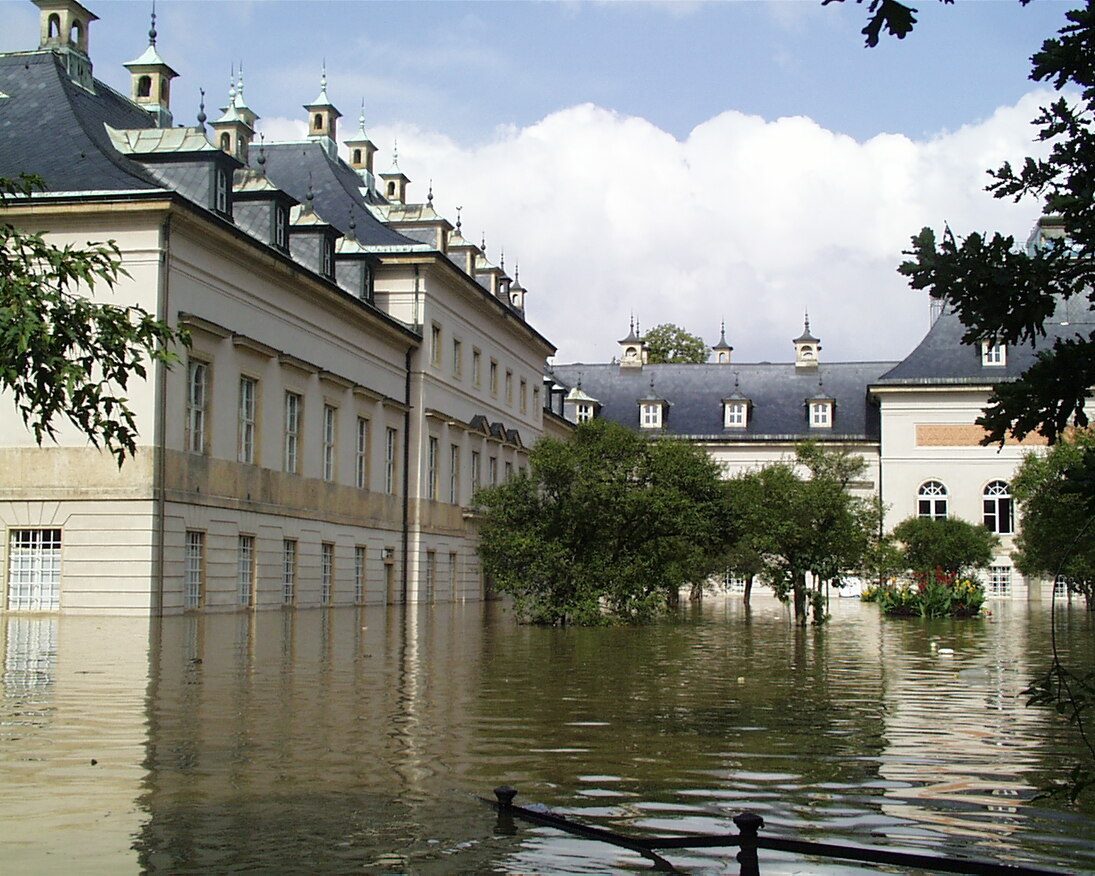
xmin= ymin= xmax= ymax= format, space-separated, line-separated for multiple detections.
xmin=484 ymin=786 xmax=1068 ymax=876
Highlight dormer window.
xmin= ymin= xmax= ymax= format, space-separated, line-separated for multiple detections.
xmin=274 ymin=205 xmax=287 ymax=250
xmin=724 ymin=401 xmax=748 ymax=428
xmin=982 ymin=339 xmax=1006 ymax=366
xmin=215 ymin=169 xmax=228 ymax=214
xmin=321 ymin=240 xmax=334 ymax=278
xmin=577 ymin=403 xmax=593 ymax=423
xmin=641 ymin=402 xmax=663 ymax=429
xmin=809 ymin=400 xmax=832 ymax=428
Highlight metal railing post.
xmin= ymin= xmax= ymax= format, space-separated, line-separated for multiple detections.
xmin=733 ymin=811 xmax=764 ymax=876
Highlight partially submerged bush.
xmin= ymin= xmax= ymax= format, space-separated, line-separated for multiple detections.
xmin=875 ymin=568 xmax=985 ymax=618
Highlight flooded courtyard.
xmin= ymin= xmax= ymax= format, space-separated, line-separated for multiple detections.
xmin=1 ymin=596 xmax=1093 ymax=874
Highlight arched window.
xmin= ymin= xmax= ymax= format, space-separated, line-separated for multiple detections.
xmin=918 ymin=481 xmax=948 ymax=519
xmin=983 ymin=480 xmax=1014 ymax=534
xmin=219 ymin=132 xmax=231 ymax=151
xmin=352 ymin=148 xmax=362 ymax=165
xmin=137 ymin=75 xmax=152 ymax=98
xmin=48 ymin=14 xmax=60 ymax=39
xmin=70 ymin=21 xmax=82 ymax=48
xmin=313 ymin=113 xmax=323 ymax=131
xmin=387 ymin=181 xmax=396 ymax=198
xmin=160 ymin=80 xmax=169 ymax=102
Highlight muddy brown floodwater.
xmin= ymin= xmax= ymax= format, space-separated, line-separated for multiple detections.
xmin=1 ymin=595 xmax=1093 ymax=874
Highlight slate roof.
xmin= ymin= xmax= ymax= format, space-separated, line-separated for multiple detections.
xmin=874 ymin=301 xmax=1076 ymax=385
xmin=0 ymin=51 xmax=162 ymax=192
xmin=258 ymin=141 xmax=416 ymax=248
xmin=549 ymin=360 xmax=897 ymax=440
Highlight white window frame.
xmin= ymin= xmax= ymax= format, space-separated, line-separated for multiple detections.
xmin=321 ymin=542 xmax=334 ymax=604
xmin=354 ymin=546 xmax=366 ymax=603
xmin=7 ymin=528 xmax=62 ymax=611
xmin=810 ymin=401 xmax=832 ymax=428
xmin=355 ymin=417 xmax=369 ymax=489
xmin=237 ymin=534 xmax=255 ymax=607
xmin=282 ymin=539 xmax=296 ymax=604
xmin=471 ymin=450 xmax=481 ymax=492
xmin=427 ymin=436 xmax=439 ymax=500
xmin=983 ymin=480 xmax=1014 ymax=535
xmin=284 ymin=392 xmax=302 ymax=474
xmin=449 ymin=443 xmax=460 ymax=504
xmin=322 ymin=404 xmax=337 ymax=482
xmin=489 ymin=456 xmax=497 ymax=487
xmin=576 ymin=403 xmax=592 ymax=424
xmin=385 ymin=427 xmax=397 ymax=494
xmin=987 ymin=565 xmax=1012 ymax=597
xmin=918 ymin=480 xmax=948 ymax=520
xmin=641 ymin=403 xmax=662 ymax=429
xmin=185 ymin=530 xmax=205 ymax=609
xmin=981 ymin=339 xmax=1007 ymax=366
xmin=724 ymin=402 xmax=747 ymax=429
xmin=186 ymin=360 xmax=209 ymax=454
xmin=423 ymin=550 xmax=435 ymax=602
xmin=238 ymin=376 xmax=257 ymax=464
xmin=452 ymin=338 xmax=463 ymax=378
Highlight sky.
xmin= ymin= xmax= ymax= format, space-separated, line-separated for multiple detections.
xmin=0 ymin=0 xmax=1077 ymax=364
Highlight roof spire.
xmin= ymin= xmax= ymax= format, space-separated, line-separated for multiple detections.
xmin=228 ymin=63 xmax=236 ymax=102
xmin=455 ymin=205 xmax=462 ymax=232
xmin=149 ymin=0 xmax=157 ymax=45
xmin=257 ymin=133 xmax=266 ymax=171
xmin=197 ymin=87 xmax=206 ymax=129
xmin=804 ymin=309 xmax=811 ymax=335
xmin=500 ymin=248 xmax=505 ymax=271
xmin=358 ymin=98 xmax=366 ymax=132
xmin=427 ymin=179 xmax=433 ymax=205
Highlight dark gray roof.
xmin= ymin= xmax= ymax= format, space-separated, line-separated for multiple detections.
xmin=0 ymin=52 xmax=162 ymax=192
xmin=550 ymin=361 xmax=897 ymax=440
xmin=874 ymin=302 xmax=1076 ymax=385
xmin=258 ymin=141 xmax=416 ymax=247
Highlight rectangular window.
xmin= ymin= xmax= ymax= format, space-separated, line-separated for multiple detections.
xmin=355 ymin=417 xmax=369 ymax=489
xmin=354 ymin=546 xmax=366 ymax=603
xmin=577 ymin=403 xmax=592 ymax=424
xmin=982 ymin=339 xmax=1006 ymax=366
xmin=427 ymin=436 xmax=439 ymax=500
xmin=489 ymin=360 xmax=498 ymax=395
xmin=452 ymin=338 xmax=463 ymax=378
xmin=641 ymin=403 xmax=662 ymax=428
xmin=431 ymin=323 xmax=442 ymax=366
xmin=274 ymin=205 xmax=287 ymax=250
xmin=520 ymin=378 xmax=527 ymax=413
xmin=284 ymin=392 xmax=302 ymax=473
xmin=238 ymin=535 xmax=255 ymax=607
xmin=988 ymin=566 xmax=1012 ymax=597
xmin=724 ymin=572 xmax=747 ymax=594
xmin=185 ymin=530 xmax=205 ymax=609
xmin=282 ymin=539 xmax=296 ymax=604
xmin=423 ymin=550 xmax=435 ymax=602
xmin=725 ymin=402 xmax=747 ymax=428
xmin=238 ymin=376 xmax=257 ymax=463
xmin=7 ymin=528 xmax=61 ymax=611
xmin=186 ymin=360 xmax=208 ymax=454
xmin=321 ymin=542 xmax=334 ymax=604
xmin=533 ymin=386 xmax=540 ymax=412
xmin=215 ymin=169 xmax=228 ymax=214
xmin=505 ymin=461 xmax=514 ymax=481
xmin=489 ymin=456 xmax=497 ymax=486
xmin=472 ymin=349 xmax=482 ymax=387
xmin=505 ymin=369 xmax=513 ymax=405
xmin=449 ymin=444 xmax=460 ymax=504
xmin=385 ymin=427 xmax=398 ymax=494
xmin=471 ymin=450 xmax=481 ymax=492
xmin=810 ymin=402 xmax=831 ymax=427
xmin=448 ymin=551 xmax=458 ymax=597
xmin=323 ymin=404 xmax=337 ymax=482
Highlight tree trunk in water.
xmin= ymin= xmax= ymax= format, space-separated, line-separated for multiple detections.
xmin=743 ymin=575 xmax=754 ymax=608
xmin=690 ymin=581 xmax=704 ymax=601
xmin=666 ymin=587 xmax=680 ymax=608
xmin=793 ymin=572 xmax=807 ymax=625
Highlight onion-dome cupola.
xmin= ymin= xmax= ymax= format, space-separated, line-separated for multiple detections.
xmin=34 ymin=0 xmax=97 ymax=90
xmin=379 ymin=141 xmax=411 ymax=204
xmin=304 ymin=64 xmax=341 ymax=144
xmin=344 ymin=101 xmax=378 ymax=183
xmin=712 ymin=321 xmax=733 ymax=364
xmin=794 ymin=311 xmax=821 ymax=370
xmin=209 ymin=74 xmax=254 ymax=163
xmin=122 ymin=6 xmax=177 ymax=127
xmin=618 ymin=317 xmax=647 ymax=370
xmin=509 ymin=263 xmax=527 ymax=314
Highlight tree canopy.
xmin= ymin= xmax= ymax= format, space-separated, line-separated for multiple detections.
xmin=643 ymin=323 xmax=709 ymax=364
xmin=891 ymin=516 xmax=999 ymax=577
xmin=0 ymin=174 xmax=186 ymax=465
xmin=474 ymin=419 xmax=733 ymax=625
xmin=1012 ymin=430 xmax=1095 ymax=609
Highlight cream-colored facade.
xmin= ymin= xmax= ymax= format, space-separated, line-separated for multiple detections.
xmin=0 ymin=0 xmax=555 ymax=615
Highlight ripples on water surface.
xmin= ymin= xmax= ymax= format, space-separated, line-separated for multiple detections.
xmin=0 ymin=596 xmax=1092 ymax=874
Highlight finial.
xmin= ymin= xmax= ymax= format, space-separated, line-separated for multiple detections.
xmin=481 ymin=232 xmax=486 ymax=253
xmin=500 ymin=248 xmax=505 ymax=271
xmin=348 ymin=208 xmax=357 ymax=240
xmin=257 ymin=134 xmax=266 ymax=169
xmin=514 ymin=261 xmax=520 ymax=283
xmin=358 ymin=98 xmax=366 ymax=132
xmin=455 ymin=205 xmax=462 ymax=231
xmin=629 ymin=313 xmax=635 ymax=334
xmin=636 ymin=319 xmax=641 ymax=336
xmin=649 ymin=376 xmax=656 ymax=392
xmin=320 ymin=60 xmax=328 ymax=94
xmin=427 ymin=179 xmax=433 ymax=205
xmin=197 ymin=88 xmax=207 ymax=128
xmin=391 ymin=138 xmax=400 ymax=167
xmin=733 ymin=371 xmax=740 ymax=390
xmin=237 ymin=62 xmax=245 ymax=101
xmin=804 ymin=309 xmax=811 ymax=334
xmin=306 ymin=172 xmax=314 ymax=208
xmin=149 ymin=0 xmax=157 ymax=45
xmin=228 ymin=64 xmax=236 ymax=102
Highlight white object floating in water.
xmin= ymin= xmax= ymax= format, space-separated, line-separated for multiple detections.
xmin=937 ymin=647 xmax=955 ymax=656
xmin=737 ymin=677 xmax=745 ymax=684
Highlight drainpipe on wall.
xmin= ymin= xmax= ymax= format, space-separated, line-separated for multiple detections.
xmin=153 ymin=214 xmax=172 ymax=616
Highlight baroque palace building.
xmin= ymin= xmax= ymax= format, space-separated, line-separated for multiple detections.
xmin=0 ymin=0 xmax=567 ymax=614
xmin=547 ymin=295 xmax=1075 ymax=603
xmin=0 ymin=1 xmax=1073 ymax=615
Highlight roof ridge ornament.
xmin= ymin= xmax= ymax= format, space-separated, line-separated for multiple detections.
xmin=196 ymin=87 xmax=206 ymax=129
xmin=149 ymin=0 xmax=157 ymax=46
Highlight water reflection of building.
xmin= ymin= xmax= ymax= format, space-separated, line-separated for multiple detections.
xmin=876 ymin=604 xmax=1051 ymax=850
xmin=0 ymin=615 xmax=150 ymax=872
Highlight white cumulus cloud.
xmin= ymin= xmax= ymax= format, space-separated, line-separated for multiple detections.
xmin=345 ymin=91 xmax=1055 ymax=365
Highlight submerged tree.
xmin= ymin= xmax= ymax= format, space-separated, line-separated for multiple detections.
xmin=0 ymin=174 xmax=186 ymax=464
xmin=891 ymin=516 xmax=999 ymax=578
xmin=475 ymin=419 xmax=732 ymax=625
